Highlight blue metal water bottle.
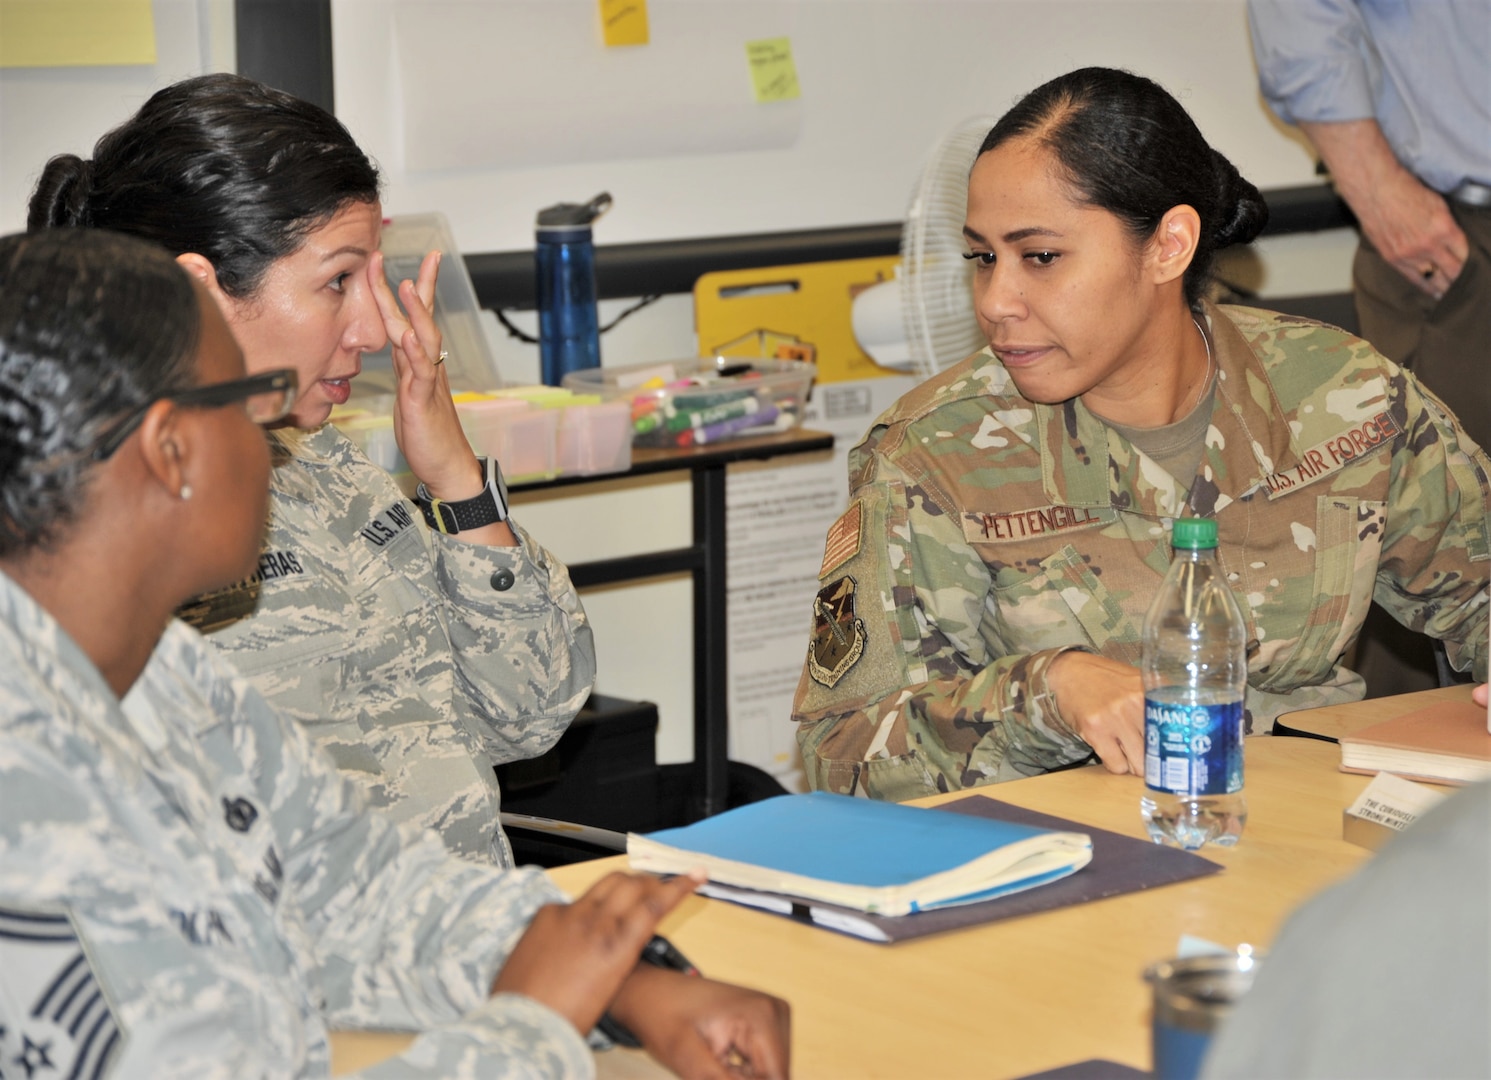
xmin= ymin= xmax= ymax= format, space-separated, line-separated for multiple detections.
xmin=535 ymin=192 xmax=611 ymax=386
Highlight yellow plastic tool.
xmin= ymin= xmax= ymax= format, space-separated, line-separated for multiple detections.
xmin=693 ymin=256 xmax=905 ymax=384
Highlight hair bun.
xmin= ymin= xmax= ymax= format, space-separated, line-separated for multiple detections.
xmin=26 ymin=154 xmax=94 ymax=231
xmin=0 ymin=385 xmax=35 ymax=483
xmin=1210 ymin=148 xmax=1268 ymax=249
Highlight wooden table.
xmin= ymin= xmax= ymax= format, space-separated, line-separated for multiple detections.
xmin=333 ymin=733 xmax=1400 ymax=1077
xmin=1274 ymin=683 xmax=1476 ymax=741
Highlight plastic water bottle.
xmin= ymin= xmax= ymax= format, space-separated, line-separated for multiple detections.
xmin=535 ymin=192 xmax=611 ymax=386
xmin=1140 ymin=518 xmax=1248 ymax=849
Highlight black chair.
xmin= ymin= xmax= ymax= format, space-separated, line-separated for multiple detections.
xmin=497 ymin=694 xmax=789 ymax=867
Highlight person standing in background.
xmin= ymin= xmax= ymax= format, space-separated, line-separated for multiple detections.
xmin=1249 ymin=0 xmax=1491 ymax=697
xmin=1248 ymin=0 xmax=1491 ymax=449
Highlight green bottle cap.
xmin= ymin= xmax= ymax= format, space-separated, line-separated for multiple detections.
xmin=1171 ymin=517 xmax=1218 ymax=550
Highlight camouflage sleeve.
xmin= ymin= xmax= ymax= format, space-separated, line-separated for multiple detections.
xmin=1375 ymin=373 xmax=1491 ymax=681
xmin=430 ymin=519 xmax=597 ymax=764
xmin=357 ymin=995 xmax=596 ymax=1079
xmin=0 ymin=719 xmax=591 ymax=1080
xmin=207 ymin=656 xmax=570 ymax=1032
xmin=793 ymin=450 xmax=1093 ymax=802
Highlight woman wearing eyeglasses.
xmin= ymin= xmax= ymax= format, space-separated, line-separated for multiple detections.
xmin=0 ymin=227 xmax=789 ymax=1079
xmin=29 ymin=74 xmax=596 ymax=866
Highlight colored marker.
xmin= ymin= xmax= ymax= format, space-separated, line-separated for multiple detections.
xmin=676 ymin=404 xmax=781 ymax=447
xmin=665 ymin=395 xmax=761 ymax=434
xmin=668 ymin=393 xmax=753 ymax=417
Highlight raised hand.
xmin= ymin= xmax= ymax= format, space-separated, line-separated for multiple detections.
xmin=367 ymin=249 xmax=482 ymax=500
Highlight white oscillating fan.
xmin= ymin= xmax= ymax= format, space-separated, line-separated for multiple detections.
xmin=852 ymin=116 xmax=996 ymax=379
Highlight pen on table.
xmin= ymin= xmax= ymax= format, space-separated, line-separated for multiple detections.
xmin=642 ymin=934 xmax=699 ymax=976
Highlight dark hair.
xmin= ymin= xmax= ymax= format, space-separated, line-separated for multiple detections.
xmin=27 ymin=73 xmax=380 ymax=299
xmin=978 ymin=67 xmax=1268 ymax=307
xmin=0 ymin=230 xmax=200 ymax=556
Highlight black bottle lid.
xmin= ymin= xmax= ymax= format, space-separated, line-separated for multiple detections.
xmin=536 ymin=192 xmax=613 ymax=231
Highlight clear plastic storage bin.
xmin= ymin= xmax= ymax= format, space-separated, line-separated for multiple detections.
xmin=562 ymin=357 xmax=815 ymax=449
xmin=557 ymin=400 xmax=633 ymax=475
xmin=370 ymin=212 xmax=502 ymax=393
xmin=454 ymin=398 xmax=561 ymax=482
xmin=455 ymin=397 xmax=532 ymax=460
xmin=336 ymin=386 xmax=634 ymax=486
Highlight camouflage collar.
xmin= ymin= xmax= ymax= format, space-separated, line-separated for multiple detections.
xmin=1036 ymin=397 xmax=1111 ymax=509
xmin=0 ymin=566 xmax=168 ymax=770
xmin=1198 ymin=303 xmax=1300 ymax=504
xmin=1028 ymin=302 xmax=1306 ymax=520
xmin=268 ymin=425 xmax=343 ymax=506
xmin=271 ymin=424 xmax=343 ymax=467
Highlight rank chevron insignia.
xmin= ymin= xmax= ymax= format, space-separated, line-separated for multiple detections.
xmin=0 ymin=906 xmax=120 ymax=1080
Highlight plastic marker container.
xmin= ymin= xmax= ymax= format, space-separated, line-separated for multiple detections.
xmin=563 ymin=357 xmax=814 ymax=449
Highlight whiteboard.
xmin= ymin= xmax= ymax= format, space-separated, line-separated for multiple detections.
xmin=392 ymin=1 xmax=801 ymax=171
xmin=332 ymin=0 xmax=1318 ymax=255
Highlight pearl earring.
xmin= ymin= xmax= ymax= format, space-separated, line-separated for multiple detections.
xmin=179 ymin=484 xmax=193 ymax=502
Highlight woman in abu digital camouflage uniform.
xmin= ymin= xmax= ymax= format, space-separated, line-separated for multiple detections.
xmin=29 ymin=74 xmax=596 ymax=867
xmin=0 ymin=229 xmax=788 ymax=1078
xmin=794 ymin=66 xmax=1491 ymax=802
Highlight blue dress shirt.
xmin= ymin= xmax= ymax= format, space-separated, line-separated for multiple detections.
xmin=1248 ymin=0 xmax=1491 ymax=196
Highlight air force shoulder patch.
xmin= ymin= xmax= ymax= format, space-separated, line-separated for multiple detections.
xmin=808 ymin=576 xmax=867 ymax=688
xmin=0 ymin=906 xmax=120 ymax=1080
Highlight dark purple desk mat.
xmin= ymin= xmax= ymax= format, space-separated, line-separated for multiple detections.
xmin=1015 ymin=1059 xmax=1149 ymax=1079
xmin=705 ymin=794 xmax=1222 ymax=943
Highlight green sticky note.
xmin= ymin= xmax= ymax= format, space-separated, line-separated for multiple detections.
xmin=745 ymin=37 xmax=800 ymax=103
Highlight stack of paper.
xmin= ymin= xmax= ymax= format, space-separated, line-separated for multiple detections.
xmin=628 ymin=791 xmax=1092 ymax=918
xmin=1339 ymin=701 xmax=1491 ymax=785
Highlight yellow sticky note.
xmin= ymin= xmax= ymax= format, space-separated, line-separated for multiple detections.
xmin=745 ymin=37 xmax=800 ymax=103
xmin=0 ymin=0 xmax=156 ymax=67
xmin=599 ymin=0 xmax=649 ymax=47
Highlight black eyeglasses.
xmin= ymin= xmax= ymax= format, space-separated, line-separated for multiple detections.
xmin=91 ymin=368 xmax=299 ymax=461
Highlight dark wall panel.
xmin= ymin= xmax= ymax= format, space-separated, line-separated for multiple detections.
xmin=235 ymin=0 xmax=334 ymax=113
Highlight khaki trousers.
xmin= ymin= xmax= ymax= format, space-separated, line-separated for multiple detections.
xmin=1354 ymin=201 xmax=1491 ymax=451
xmin=1351 ymin=201 xmax=1491 ymax=697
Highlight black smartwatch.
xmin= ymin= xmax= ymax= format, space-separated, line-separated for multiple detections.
xmin=414 ymin=456 xmax=509 ymax=535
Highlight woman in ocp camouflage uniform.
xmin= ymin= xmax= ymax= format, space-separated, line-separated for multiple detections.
xmin=794 ymin=67 xmax=1491 ymax=803
xmin=30 ymin=75 xmax=596 ymax=865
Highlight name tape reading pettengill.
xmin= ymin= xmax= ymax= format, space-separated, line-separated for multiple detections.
xmin=1260 ymin=410 xmax=1402 ymax=498
xmin=961 ymin=504 xmax=1113 ymax=543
